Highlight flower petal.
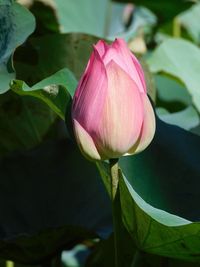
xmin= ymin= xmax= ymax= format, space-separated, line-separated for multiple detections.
xmin=73 ymin=119 xmax=101 ymax=161
xmin=94 ymin=60 xmax=144 ymax=159
xmin=131 ymin=53 xmax=146 ymax=92
xmin=94 ymin=40 xmax=109 ymax=57
xmin=112 ymin=38 xmax=146 ymax=92
xmin=72 ymin=48 xmax=108 ymax=133
xmin=73 ymin=51 xmax=94 ymax=101
xmin=127 ymin=94 xmax=155 ymax=155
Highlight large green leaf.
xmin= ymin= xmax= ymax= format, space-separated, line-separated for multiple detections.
xmin=14 ymin=34 xmax=99 ymax=83
xmin=0 ymin=91 xmax=56 ymax=155
xmin=111 ymin=0 xmax=192 ymax=24
xmin=53 ymin=0 xmax=144 ymax=40
xmin=53 ymin=0 xmax=108 ymax=37
xmin=156 ymin=106 xmax=200 ymax=131
xmin=155 ymin=74 xmax=192 ymax=108
xmin=33 ymin=0 xmax=155 ymax=41
xmin=0 ymin=62 xmax=15 ymax=94
xmin=119 ymin=174 xmax=200 ymax=261
xmin=98 ymin=117 xmax=200 ymax=262
xmin=147 ymin=38 xmax=200 ymax=113
xmin=178 ymin=3 xmax=200 ymax=44
xmin=154 ymin=74 xmax=199 ymax=131
xmin=11 ymin=68 xmax=77 ymax=119
xmin=0 ymin=0 xmax=35 ymax=93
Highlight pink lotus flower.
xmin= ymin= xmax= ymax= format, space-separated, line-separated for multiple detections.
xmin=72 ymin=39 xmax=155 ymax=161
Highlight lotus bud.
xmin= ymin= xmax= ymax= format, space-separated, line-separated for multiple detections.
xmin=71 ymin=38 xmax=155 ymax=161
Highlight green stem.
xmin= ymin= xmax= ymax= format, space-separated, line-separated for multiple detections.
xmin=6 ymin=261 xmax=14 ymax=267
xmin=173 ymin=17 xmax=181 ymax=37
xmin=110 ymin=158 xmax=119 ymax=200
xmin=109 ymin=158 xmax=120 ymax=267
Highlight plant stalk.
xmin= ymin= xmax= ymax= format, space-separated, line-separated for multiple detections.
xmin=173 ymin=17 xmax=181 ymax=37
xmin=109 ymin=158 xmax=120 ymax=267
xmin=6 ymin=261 xmax=14 ymax=267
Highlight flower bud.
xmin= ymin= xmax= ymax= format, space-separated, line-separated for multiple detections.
xmin=72 ymin=38 xmax=155 ymax=161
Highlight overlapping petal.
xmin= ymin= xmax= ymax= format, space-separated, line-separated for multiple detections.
xmin=103 ymin=39 xmax=146 ymax=92
xmin=72 ymin=49 xmax=108 ymax=133
xmin=131 ymin=53 xmax=146 ymax=92
xmin=94 ymin=40 xmax=109 ymax=57
xmin=112 ymin=39 xmax=146 ymax=92
xmin=73 ymin=119 xmax=101 ymax=160
xmin=128 ymin=94 xmax=155 ymax=155
xmin=93 ymin=61 xmax=144 ymax=158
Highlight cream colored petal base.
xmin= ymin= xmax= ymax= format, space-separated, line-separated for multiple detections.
xmin=73 ymin=119 xmax=101 ymax=161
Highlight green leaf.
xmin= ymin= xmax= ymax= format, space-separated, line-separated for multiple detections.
xmin=0 ymin=91 xmax=56 ymax=155
xmin=156 ymin=106 xmax=200 ymax=130
xmin=147 ymin=38 xmax=200 ymax=113
xmin=53 ymin=0 xmax=109 ymax=37
xmin=11 ymin=68 xmax=77 ymax=120
xmin=34 ymin=0 xmax=151 ymax=41
xmin=0 ymin=63 xmax=15 ymax=94
xmin=53 ymin=0 xmax=156 ymax=41
xmin=0 ymin=0 xmax=35 ymax=93
xmin=154 ymin=74 xmax=200 ymax=131
xmin=155 ymin=74 xmax=192 ymax=107
xmin=111 ymin=0 xmax=192 ymax=24
xmin=119 ymin=173 xmax=200 ymax=261
xmin=14 ymin=33 xmax=99 ymax=83
xmin=98 ymin=117 xmax=200 ymax=262
xmin=178 ymin=3 xmax=200 ymax=44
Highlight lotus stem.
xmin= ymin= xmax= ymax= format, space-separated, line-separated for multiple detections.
xmin=109 ymin=158 xmax=120 ymax=267
xmin=6 ymin=261 xmax=14 ymax=267
xmin=173 ymin=17 xmax=181 ymax=37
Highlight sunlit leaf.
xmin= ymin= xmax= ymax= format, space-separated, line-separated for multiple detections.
xmin=53 ymin=0 xmax=108 ymax=37
xmin=156 ymin=106 xmax=199 ymax=130
xmin=11 ymin=68 xmax=77 ymax=119
xmin=178 ymin=3 xmax=200 ymax=44
xmin=147 ymin=38 xmax=200 ymax=113
xmin=0 ymin=0 xmax=35 ymax=93
xmin=98 ymin=117 xmax=200 ymax=262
